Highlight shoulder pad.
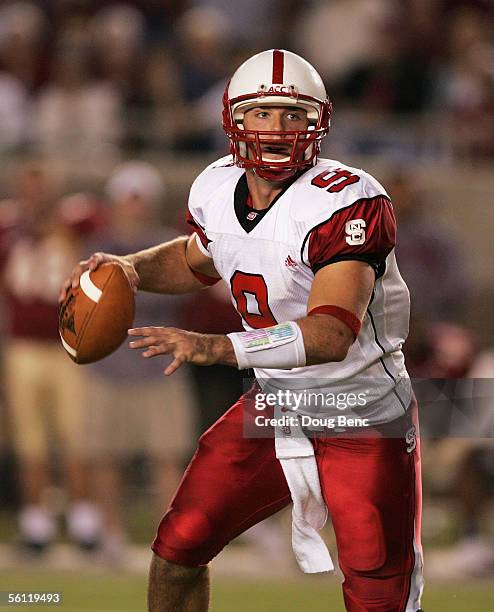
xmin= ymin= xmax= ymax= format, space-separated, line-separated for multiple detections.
xmin=189 ymin=156 xmax=242 ymax=225
xmin=289 ymin=159 xmax=389 ymax=224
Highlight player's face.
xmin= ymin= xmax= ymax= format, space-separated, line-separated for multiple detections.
xmin=243 ymin=106 xmax=309 ymax=162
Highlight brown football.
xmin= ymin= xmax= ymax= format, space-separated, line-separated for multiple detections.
xmin=59 ymin=262 xmax=135 ymax=364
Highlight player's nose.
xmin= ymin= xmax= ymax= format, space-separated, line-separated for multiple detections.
xmin=270 ymin=112 xmax=284 ymax=133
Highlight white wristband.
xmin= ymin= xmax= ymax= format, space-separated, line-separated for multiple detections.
xmin=227 ymin=322 xmax=306 ymax=370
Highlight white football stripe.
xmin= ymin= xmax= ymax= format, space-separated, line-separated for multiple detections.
xmin=80 ymin=270 xmax=102 ymax=303
xmin=59 ymin=332 xmax=77 ymax=357
xmin=405 ymin=522 xmax=424 ymax=611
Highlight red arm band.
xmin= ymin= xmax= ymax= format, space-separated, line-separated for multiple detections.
xmin=307 ymin=305 xmax=361 ymax=339
xmin=190 ymin=267 xmax=220 ymax=286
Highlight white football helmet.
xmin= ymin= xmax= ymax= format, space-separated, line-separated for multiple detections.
xmin=223 ymin=49 xmax=332 ymax=181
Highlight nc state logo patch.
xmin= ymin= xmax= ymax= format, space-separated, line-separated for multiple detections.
xmin=345 ymin=219 xmax=366 ymax=245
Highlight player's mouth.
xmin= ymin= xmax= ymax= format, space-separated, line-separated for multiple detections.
xmin=260 ymin=144 xmax=292 ymax=161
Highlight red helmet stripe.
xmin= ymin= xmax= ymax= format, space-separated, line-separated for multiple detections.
xmin=272 ymin=49 xmax=284 ymax=84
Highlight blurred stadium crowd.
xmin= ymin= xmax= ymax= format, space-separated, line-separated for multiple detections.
xmin=0 ymin=0 xmax=493 ymax=578
xmin=0 ymin=0 xmax=492 ymax=160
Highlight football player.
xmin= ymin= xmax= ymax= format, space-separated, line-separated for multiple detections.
xmin=61 ymin=50 xmax=423 ymax=612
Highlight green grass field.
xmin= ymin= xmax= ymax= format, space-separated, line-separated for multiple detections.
xmin=0 ymin=570 xmax=493 ymax=611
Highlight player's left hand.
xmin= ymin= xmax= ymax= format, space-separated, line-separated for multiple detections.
xmin=128 ymin=326 xmax=235 ymax=375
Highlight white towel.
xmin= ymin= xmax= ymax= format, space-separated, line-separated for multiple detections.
xmin=274 ymin=406 xmax=334 ymax=573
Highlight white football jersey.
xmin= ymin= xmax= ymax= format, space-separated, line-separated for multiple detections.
xmin=188 ymin=156 xmax=412 ymax=425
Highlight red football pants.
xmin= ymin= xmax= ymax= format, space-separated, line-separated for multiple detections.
xmin=152 ymin=386 xmax=423 ymax=612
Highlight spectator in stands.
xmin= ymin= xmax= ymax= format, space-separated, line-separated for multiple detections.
xmin=0 ymin=70 xmax=29 ymax=152
xmin=0 ymin=1 xmax=48 ymax=91
xmin=0 ymin=163 xmax=102 ymax=554
xmin=89 ymin=4 xmax=152 ymax=150
xmin=431 ymin=6 xmax=494 ymax=159
xmin=293 ymin=0 xmax=393 ymax=87
xmin=191 ymin=0 xmax=296 ymax=49
xmin=415 ymin=332 xmax=494 ymax=577
xmin=172 ymin=6 xmax=232 ymax=151
xmin=175 ymin=6 xmax=230 ymax=103
xmin=31 ymin=21 xmax=122 ymax=166
xmin=142 ymin=44 xmax=188 ymax=150
xmin=445 ymin=346 xmax=494 ymax=576
xmin=336 ymin=3 xmax=435 ymax=115
xmin=84 ymin=161 xmax=196 ymax=564
xmin=90 ymin=3 xmax=146 ymax=94
xmin=388 ymin=169 xmax=470 ymax=322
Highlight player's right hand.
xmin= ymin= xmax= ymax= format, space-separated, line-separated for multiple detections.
xmin=58 ymin=252 xmax=140 ymax=302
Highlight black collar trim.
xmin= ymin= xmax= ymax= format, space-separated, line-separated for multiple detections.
xmin=233 ymin=170 xmax=307 ymax=233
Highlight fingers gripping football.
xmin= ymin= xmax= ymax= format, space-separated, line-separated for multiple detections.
xmin=128 ymin=327 xmax=217 ymax=375
xmin=59 ymin=252 xmax=140 ymax=302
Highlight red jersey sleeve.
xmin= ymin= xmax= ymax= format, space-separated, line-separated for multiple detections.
xmin=186 ymin=210 xmax=210 ymax=251
xmin=307 ymin=196 xmax=396 ymax=278
xmin=185 ymin=210 xmax=219 ymax=285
